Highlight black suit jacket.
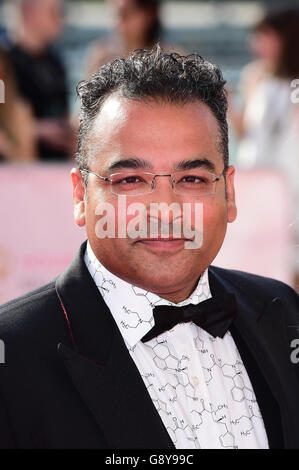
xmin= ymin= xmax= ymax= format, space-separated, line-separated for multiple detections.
xmin=0 ymin=242 xmax=298 ymax=449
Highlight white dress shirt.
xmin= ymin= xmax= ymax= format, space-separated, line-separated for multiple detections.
xmin=84 ymin=242 xmax=269 ymax=449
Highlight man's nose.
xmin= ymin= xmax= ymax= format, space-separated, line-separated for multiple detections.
xmin=148 ymin=175 xmax=179 ymax=204
xmin=145 ymin=176 xmax=182 ymax=223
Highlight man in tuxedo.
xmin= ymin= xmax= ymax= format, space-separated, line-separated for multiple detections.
xmin=0 ymin=48 xmax=299 ymax=449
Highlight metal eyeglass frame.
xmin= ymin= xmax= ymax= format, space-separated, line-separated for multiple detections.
xmin=80 ymin=167 xmax=226 ymax=196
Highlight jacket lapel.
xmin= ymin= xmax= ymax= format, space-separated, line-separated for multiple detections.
xmin=209 ymin=267 xmax=299 ymax=448
xmin=251 ymin=297 xmax=299 ymax=448
xmin=55 ymin=242 xmax=174 ymax=449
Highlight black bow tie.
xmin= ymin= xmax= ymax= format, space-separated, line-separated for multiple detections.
xmin=141 ymin=293 xmax=237 ymax=343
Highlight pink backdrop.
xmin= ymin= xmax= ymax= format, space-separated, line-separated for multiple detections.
xmin=0 ymin=164 xmax=295 ymax=304
xmin=0 ymin=164 xmax=85 ymax=304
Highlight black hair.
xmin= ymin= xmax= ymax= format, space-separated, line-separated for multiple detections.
xmin=76 ymin=47 xmax=229 ymax=171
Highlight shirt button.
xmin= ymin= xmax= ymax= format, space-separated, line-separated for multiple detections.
xmin=192 ymin=376 xmax=199 ymax=387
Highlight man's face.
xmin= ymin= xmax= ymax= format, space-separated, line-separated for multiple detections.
xmin=71 ymin=95 xmax=237 ymax=299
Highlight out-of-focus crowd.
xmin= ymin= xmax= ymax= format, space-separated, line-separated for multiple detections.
xmin=0 ymin=0 xmax=184 ymax=162
xmin=0 ymin=0 xmax=298 ymax=284
xmin=0 ymin=0 xmax=73 ymax=161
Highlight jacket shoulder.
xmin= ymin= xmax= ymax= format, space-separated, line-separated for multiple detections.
xmin=210 ymin=265 xmax=299 ymax=304
xmin=0 ymin=282 xmax=67 ymax=346
xmin=0 ymin=281 xmax=56 ymax=309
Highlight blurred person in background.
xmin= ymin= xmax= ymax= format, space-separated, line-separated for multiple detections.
xmin=0 ymin=46 xmax=37 ymax=161
xmin=86 ymin=0 xmax=184 ymax=78
xmin=229 ymin=8 xmax=299 ymax=289
xmin=6 ymin=0 xmax=75 ymax=161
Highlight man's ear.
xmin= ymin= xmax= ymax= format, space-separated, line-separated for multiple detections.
xmin=71 ymin=168 xmax=86 ymax=227
xmin=225 ymin=166 xmax=237 ymax=223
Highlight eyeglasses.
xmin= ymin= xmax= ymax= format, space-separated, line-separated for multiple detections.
xmin=80 ymin=167 xmax=225 ymax=197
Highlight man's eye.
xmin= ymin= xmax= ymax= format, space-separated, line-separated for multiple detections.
xmin=180 ymin=175 xmax=208 ymax=184
xmin=114 ymin=176 xmax=143 ymax=185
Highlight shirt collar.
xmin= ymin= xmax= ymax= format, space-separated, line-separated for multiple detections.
xmin=84 ymin=242 xmax=212 ymax=348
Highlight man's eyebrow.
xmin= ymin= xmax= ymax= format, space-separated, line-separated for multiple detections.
xmin=176 ymin=158 xmax=216 ymax=172
xmin=107 ymin=158 xmax=153 ymax=171
xmin=106 ymin=157 xmax=216 ymax=172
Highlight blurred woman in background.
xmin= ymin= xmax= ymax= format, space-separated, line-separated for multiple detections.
xmin=229 ymin=8 xmax=299 ymax=288
xmin=0 ymin=47 xmax=37 ymax=162
xmin=230 ymin=8 xmax=299 ymax=171
xmin=85 ymin=0 xmax=183 ymax=77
